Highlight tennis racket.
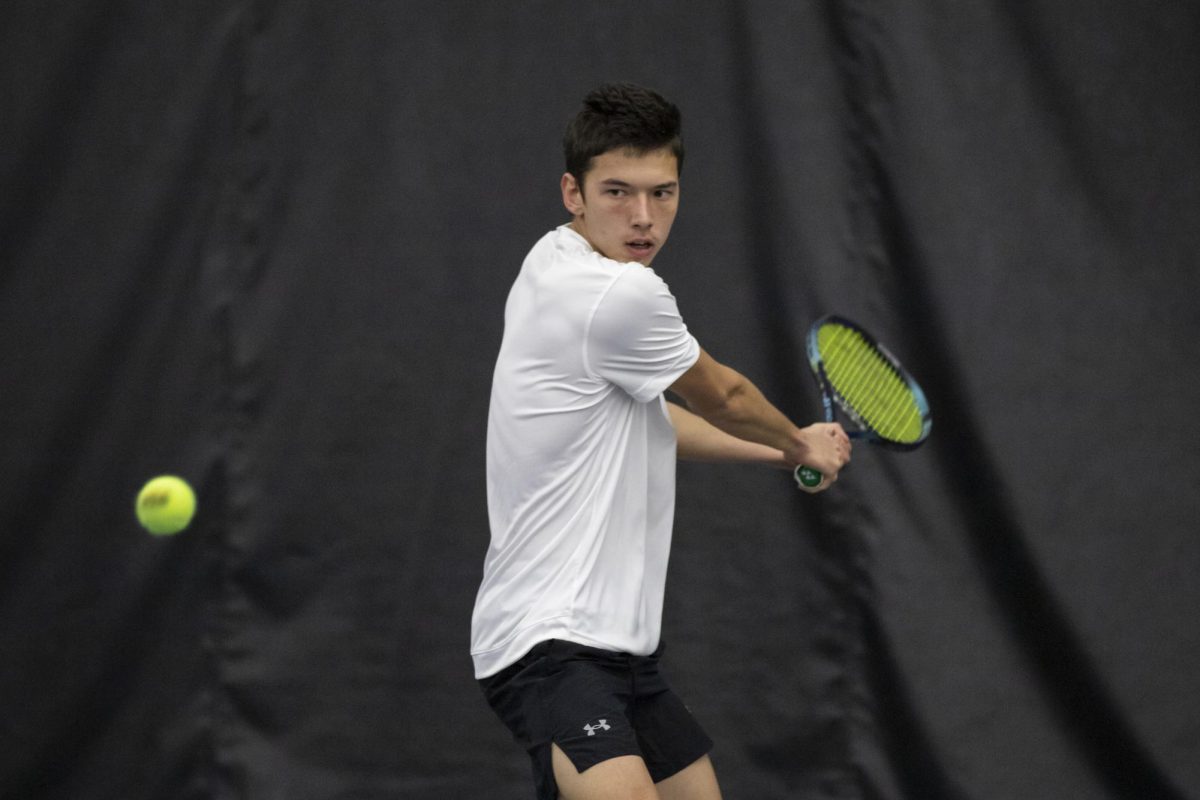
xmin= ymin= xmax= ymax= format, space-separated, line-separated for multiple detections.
xmin=794 ymin=315 xmax=931 ymax=488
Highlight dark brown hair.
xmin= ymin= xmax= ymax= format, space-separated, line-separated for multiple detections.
xmin=563 ymin=83 xmax=684 ymax=190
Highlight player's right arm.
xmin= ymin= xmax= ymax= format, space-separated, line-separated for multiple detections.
xmin=669 ymin=348 xmax=850 ymax=482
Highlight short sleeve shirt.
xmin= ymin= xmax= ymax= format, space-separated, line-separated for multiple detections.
xmin=470 ymin=225 xmax=700 ymax=678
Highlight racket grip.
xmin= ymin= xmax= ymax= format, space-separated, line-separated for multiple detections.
xmin=794 ymin=465 xmax=823 ymax=489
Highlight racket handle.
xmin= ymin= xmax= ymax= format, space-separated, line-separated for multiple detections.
xmin=794 ymin=465 xmax=823 ymax=489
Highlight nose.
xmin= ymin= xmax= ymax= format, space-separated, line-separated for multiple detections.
xmin=631 ymin=193 xmax=652 ymax=228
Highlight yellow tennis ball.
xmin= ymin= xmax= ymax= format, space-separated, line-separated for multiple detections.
xmin=135 ymin=475 xmax=196 ymax=535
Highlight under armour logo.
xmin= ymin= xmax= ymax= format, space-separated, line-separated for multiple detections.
xmin=583 ymin=720 xmax=611 ymax=736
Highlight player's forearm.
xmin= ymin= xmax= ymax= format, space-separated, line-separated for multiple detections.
xmin=669 ymin=350 xmax=808 ymax=463
xmin=667 ymin=402 xmax=789 ymax=466
xmin=680 ymin=367 xmax=801 ymax=456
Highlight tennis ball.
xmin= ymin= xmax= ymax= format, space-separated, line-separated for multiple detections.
xmin=135 ymin=475 xmax=196 ymax=535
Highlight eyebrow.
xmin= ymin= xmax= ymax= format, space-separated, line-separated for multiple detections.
xmin=598 ymin=178 xmax=679 ymax=190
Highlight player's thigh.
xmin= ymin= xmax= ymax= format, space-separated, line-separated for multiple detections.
xmin=655 ymin=754 xmax=722 ymax=800
xmin=551 ymin=743 xmax=659 ymax=800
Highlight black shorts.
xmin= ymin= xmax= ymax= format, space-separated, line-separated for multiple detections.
xmin=479 ymin=639 xmax=713 ymax=799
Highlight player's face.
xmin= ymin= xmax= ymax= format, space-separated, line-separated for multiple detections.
xmin=561 ymin=147 xmax=679 ymax=266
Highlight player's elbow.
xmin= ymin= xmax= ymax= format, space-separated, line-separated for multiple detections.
xmin=670 ymin=349 xmax=753 ymax=422
xmin=689 ymin=373 xmax=751 ymax=423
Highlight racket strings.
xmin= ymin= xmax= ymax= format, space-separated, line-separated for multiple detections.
xmin=819 ymin=324 xmax=924 ymax=443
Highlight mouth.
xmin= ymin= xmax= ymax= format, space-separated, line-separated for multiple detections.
xmin=625 ymin=239 xmax=655 ymax=258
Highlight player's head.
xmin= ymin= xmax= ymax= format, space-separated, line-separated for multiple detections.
xmin=563 ymin=83 xmax=684 ymax=191
xmin=560 ymin=84 xmax=683 ymax=266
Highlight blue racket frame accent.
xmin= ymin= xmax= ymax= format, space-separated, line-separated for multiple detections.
xmin=795 ymin=314 xmax=932 ymax=489
xmin=806 ymin=314 xmax=931 ymax=449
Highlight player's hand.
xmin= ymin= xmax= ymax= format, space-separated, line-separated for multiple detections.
xmin=789 ymin=423 xmax=851 ymax=493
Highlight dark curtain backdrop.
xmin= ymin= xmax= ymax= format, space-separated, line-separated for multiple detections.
xmin=2 ymin=2 xmax=1197 ymax=799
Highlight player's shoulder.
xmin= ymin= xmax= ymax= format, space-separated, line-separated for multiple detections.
xmin=603 ymin=260 xmax=673 ymax=307
xmin=529 ymin=227 xmax=626 ymax=283
xmin=547 ymin=225 xmax=610 ymax=270
xmin=526 ymin=226 xmax=674 ymax=305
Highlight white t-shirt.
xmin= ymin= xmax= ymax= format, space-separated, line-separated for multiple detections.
xmin=470 ymin=225 xmax=700 ymax=678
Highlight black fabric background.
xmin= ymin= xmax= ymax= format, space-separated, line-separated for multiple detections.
xmin=2 ymin=2 xmax=1198 ymax=798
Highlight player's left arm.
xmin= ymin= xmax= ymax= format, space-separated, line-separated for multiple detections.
xmin=666 ymin=401 xmax=789 ymax=467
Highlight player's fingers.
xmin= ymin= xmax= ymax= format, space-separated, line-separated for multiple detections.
xmin=827 ymin=424 xmax=850 ymax=449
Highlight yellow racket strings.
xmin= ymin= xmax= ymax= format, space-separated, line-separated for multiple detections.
xmin=817 ymin=323 xmax=924 ymax=443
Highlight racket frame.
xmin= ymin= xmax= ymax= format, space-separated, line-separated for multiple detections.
xmin=795 ymin=315 xmax=931 ymax=488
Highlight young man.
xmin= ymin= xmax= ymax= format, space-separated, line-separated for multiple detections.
xmin=471 ymin=83 xmax=851 ymax=799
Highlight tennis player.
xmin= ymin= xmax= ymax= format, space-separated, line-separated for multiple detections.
xmin=471 ymin=83 xmax=851 ymax=799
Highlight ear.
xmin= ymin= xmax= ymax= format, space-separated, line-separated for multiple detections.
xmin=561 ymin=172 xmax=584 ymax=216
